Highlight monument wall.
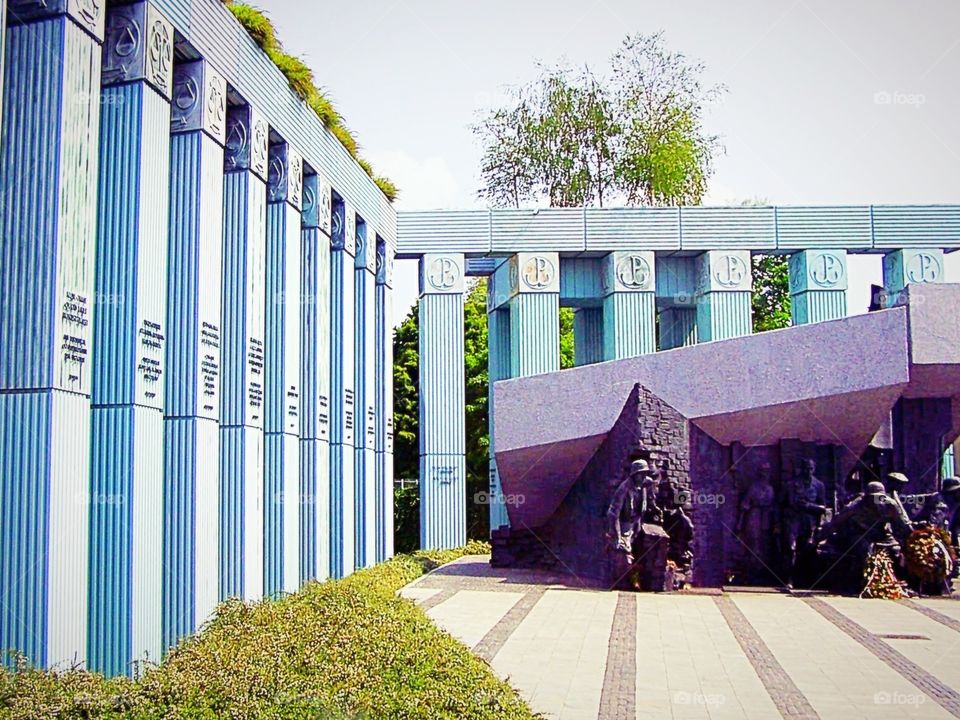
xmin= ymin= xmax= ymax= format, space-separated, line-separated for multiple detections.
xmin=0 ymin=0 xmax=397 ymax=674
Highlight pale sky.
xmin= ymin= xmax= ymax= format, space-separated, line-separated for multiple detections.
xmin=260 ymin=0 xmax=960 ymax=326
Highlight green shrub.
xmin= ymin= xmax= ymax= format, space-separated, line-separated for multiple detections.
xmin=222 ymin=1 xmax=397 ymax=202
xmin=1 ymin=543 xmax=535 ymax=720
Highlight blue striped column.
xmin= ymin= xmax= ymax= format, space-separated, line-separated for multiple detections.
xmin=573 ymin=309 xmax=603 ymax=366
xmin=508 ymin=253 xmax=561 ymax=377
xmin=659 ymin=308 xmax=698 ymax=350
xmin=601 ymin=252 xmax=656 ymax=360
xmin=354 ymin=220 xmax=377 ymax=568
xmin=486 ymin=302 xmax=511 ymax=531
xmin=0 ymin=1 xmax=103 ymax=668
xmin=219 ymin=103 xmax=269 ymax=603
xmin=419 ymin=254 xmax=467 ymax=549
xmin=883 ymin=248 xmax=945 ymax=303
xmin=264 ymin=142 xmax=303 ymax=596
xmin=163 ymin=60 xmax=226 ymax=650
xmin=299 ymin=171 xmax=332 ymax=582
xmin=788 ymin=250 xmax=848 ymax=325
xmin=374 ymin=238 xmax=395 ymax=562
xmin=695 ymin=251 xmax=753 ymax=342
xmin=88 ymin=1 xmax=172 ymax=676
xmin=330 ymin=199 xmax=356 ymax=576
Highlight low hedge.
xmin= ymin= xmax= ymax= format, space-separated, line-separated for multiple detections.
xmin=1 ymin=542 xmax=538 ymax=719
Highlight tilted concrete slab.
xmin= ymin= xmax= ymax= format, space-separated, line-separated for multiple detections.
xmin=493 ymin=284 xmax=960 ymax=529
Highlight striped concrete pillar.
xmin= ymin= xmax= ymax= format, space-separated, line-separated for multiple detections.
xmin=299 ymin=171 xmax=332 ymax=582
xmin=163 ymin=60 xmax=226 ymax=649
xmin=788 ymin=250 xmax=848 ymax=325
xmin=0 ymin=0 xmax=103 ymax=668
xmin=263 ymin=142 xmax=303 ymax=596
xmin=375 ymin=238 xmax=395 ymax=561
xmin=330 ymin=199 xmax=357 ymax=576
xmin=219 ymin=103 xmax=268 ymax=603
xmin=659 ymin=308 xmax=698 ymax=350
xmin=883 ymin=248 xmax=945 ymax=303
xmin=573 ymin=308 xmax=603 ymax=366
xmin=695 ymin=251 xmax=753 ymax=342
xmin=508 ymin=253 xmax=561 ymax=377
xmin=419 ymin=254 xmax=466 ymax=549
xmin=353 ymin=219 xmax=377 ymax=568
xmin=601 ymin=251 xmax=656 ymax=360
xmin=487 ymin=302 xmax=511 ymax=531
xmin=88 ymin=1 xmax=172 ymax=676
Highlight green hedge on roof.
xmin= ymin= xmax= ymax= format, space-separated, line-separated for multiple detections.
xmin=222 ymin=1 xmax=399 ymax=203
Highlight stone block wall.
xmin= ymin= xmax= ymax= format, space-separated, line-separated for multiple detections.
xmin=491 ymin=383 xmax=690 ymax=587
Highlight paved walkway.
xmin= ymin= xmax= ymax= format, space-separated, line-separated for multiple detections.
xmin=400 ymin=556 xmax=960 ymax=720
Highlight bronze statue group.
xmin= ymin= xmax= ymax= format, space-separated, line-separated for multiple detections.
xmin=608 ymin=457 xmax=960 ymax=596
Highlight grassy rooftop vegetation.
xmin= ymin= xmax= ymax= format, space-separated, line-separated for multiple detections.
xmin=1 ymin=542 xmax=537 ymax=719
xmin=222 ymin=1 xmax=399 ymax=203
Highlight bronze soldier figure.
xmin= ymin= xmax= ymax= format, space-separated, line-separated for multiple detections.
xmin=607 ymin=459 xmax=654 ymax=564
xmin=882 ymin=472 xmax=914 ymax=542
xmin=781 ymin=458 xmax=827 ymax=586
xmin=738 ymin=463 xmax=776 ymax=577
xmin=819 ymin=481 xmax=913 ymax=572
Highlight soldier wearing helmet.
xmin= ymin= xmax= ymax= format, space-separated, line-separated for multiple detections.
xmin=819 ymin=480 xmax=913 ymax=572
xmin=607 ymin=459 xmax=657 ymax=562
xmin=881 ymin=472 xmax=914 ymax=541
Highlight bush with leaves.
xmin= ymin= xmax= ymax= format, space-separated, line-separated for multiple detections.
xmin=1 ymin=543 xmax=534 ymax=720
xmin=221 ymin=1 xmax=398 ymax=202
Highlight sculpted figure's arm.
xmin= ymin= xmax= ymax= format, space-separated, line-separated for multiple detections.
xmin=880 ymin=497 xmax=913 ymax=539
xmin=821 ymin=499 xmax=858 ymax=535
xmin=607 ymin=482 xmax=627 ymax=540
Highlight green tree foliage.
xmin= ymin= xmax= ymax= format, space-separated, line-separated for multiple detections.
xmin=475 ymin=32 xmax=723 ymax=208
xmin=752 ymin=255 xmax=791 ymax=332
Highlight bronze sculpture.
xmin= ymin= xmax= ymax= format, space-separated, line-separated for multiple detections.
xmin=818 ymin=481 xmax=913 ymax=583
xmin=737 ymin=463 xmax=776 ymax=578
xmin=781 ymin=459 xmax=827 ymax=586
xmin=607 ymin=459 xmax=692 ymax=590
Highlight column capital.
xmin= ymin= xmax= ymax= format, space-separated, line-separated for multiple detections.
xmin=376 ymin=239 xmax=394 ymax=287
xmin=602 ymin=251 xmax=656 ymax=295
xmin=301 ymin=172 xmax=332 ymax=234
xmin=332 ymin=201 xmax=356 ymax=255
xmin=354 ymin=221 xmax=377 ymax=273
xmin=883 ymin=248 xmax=945 ymax=293
xmin=224 ymin=104 xmax=269 ymax=180
xmin=508 ymin=252 xmax=560 ymax=297
xmin=102 ymin=2 xmax=173 ymax=97
xmin=696 ymin=250 xmax=752 ymax=294
xmin=420 ymin=254 xmax=465 ymax=295
xmin=170 ymin=61 xmax=226 ymax=144
xmin=788 ymin=249 xmax=848 ymax=294
xmin=8 ymin=0 xmax=105 ymax=41
xmin=267 ymin=142 xmax=303 ymax=210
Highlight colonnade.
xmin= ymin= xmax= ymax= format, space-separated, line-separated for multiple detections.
xmin=0 ymin=0 xmax=395 ymax=675
xmin=415 ymin=246 xmax=951 ymax=547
